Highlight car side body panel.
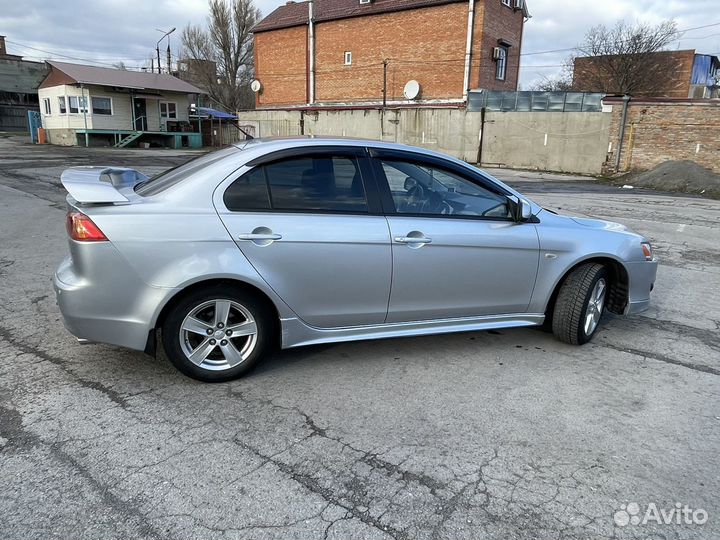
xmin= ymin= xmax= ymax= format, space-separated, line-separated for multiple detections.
xmin=53 ymin=137 xmax=658 ymax=357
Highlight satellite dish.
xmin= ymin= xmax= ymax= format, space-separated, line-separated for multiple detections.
xmin=250 ymin=79 xmax=262 ymax=93
xmin=403 ymin=80 xmax=420 ymax=100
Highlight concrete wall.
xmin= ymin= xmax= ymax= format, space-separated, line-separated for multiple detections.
xmin=481 ymin=111 xmax=612 ymax=174
xmin=237 ymin=107 xmax=611 ymax=174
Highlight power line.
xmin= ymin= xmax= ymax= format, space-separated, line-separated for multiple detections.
xmin=6 ymin=39 xmax=152 ymax=67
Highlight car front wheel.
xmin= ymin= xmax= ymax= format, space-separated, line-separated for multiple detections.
xmin=552 ymin=263 xmax=608 ymax=345
xmin=162 ymin=285 xmax=273 ymax=381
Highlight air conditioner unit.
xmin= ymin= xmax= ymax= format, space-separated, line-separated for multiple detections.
xmin=514 ymin=0 xmax=524 ymax=9
xmin=492 ymin=47 xmax=504 ymax=60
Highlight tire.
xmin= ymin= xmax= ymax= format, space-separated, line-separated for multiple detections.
xmin=162 ymin=285 xmax=274 ymax=382
xmin=551 ymin=263 xmax=608 ymax=345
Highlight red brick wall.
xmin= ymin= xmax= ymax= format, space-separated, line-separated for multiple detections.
xmin=254 ymin=26 xmax=308 ymax=107
xmin=605 ymin=99 xmax=720 ymax=174
xmin=573 ymin=50 xmax=695 ymax=98
xmin=253 ymin=0 xmax=525 ymax=106
xmin=315 ymin=2 xmax=468 ymax=102
xmin=471 ymin=0 xmax=524 ymax=90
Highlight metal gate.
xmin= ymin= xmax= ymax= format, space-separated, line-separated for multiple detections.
xmin=27 ymin=110 xmax=42 ymax=143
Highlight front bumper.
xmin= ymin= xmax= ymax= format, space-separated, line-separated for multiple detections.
xmin=623 ymin=259 xmax=659 ymax=315
xmin=54 ymin=253 xmax=174 ymax=352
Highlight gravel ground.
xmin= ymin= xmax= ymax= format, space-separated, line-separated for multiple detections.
xmin=1 ymin=136 xmax=718 ymax=540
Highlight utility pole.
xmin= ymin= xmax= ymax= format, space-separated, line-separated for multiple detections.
xmin=155 ymin=27 xmax=175 ymax=74
xmin=382 ymin=59 xmax=388 ymax=108
xmin=166 ymin=43 xmax=172 ymax=75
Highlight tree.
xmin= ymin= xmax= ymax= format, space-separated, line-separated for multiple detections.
xmin=572 ymin=20 xmax=679 ymax=95
xmin=181 ymin=0 xmax=260 ymax=112
xmin=529 ymin=59 xmax=574 ymax=92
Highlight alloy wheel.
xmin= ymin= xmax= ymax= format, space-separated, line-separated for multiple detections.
xmin=179 ymin=299 xmax=258 ymax=371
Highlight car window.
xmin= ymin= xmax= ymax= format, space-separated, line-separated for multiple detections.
xmin=136 ymin=146 xmax=239 ymax=196
xmin=223 ymin=166 xmax=271 ymax=210
xmin=223 ymin=155 xmax=368 ymax=213
xmin=379 ymin=159 xmax=510 ymax=219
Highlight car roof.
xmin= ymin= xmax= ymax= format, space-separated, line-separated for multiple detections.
xmin=232 ymin=136 xmax=454 ymax=161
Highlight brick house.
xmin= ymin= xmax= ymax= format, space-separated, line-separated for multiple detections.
xmin=251 ymin=0 xmax=529 ymax=108
xmin=573 ymin=50 xmax=720 ymax=99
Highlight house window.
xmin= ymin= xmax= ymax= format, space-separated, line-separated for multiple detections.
xmin=91 ymin=97 xmax=112 ymax=115
xmin=58 ymin=96 xmax=66 ymax=114
xmin=344 ymin=51 xmax=352 ymax=65
xmin=160 ymin=101 xmax=177 ymax=119
xmin=501 ymin=0 xmax=511 ymax=6
xmin=495 ymin=46 xmax=508 ymax=81
xmin=43 ymin=98 xmax=51 ymax=115
xmin=68 ymin=95 xmax=88 ymax=114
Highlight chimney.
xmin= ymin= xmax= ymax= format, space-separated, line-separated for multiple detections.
xmin=0 ymin=36 xmax=7 ymax=57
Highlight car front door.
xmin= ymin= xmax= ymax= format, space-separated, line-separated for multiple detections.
xmin=216 ymin=147 xmax=391 ymax=328
xmin=371 ymin=150 xmax=540 ymax=323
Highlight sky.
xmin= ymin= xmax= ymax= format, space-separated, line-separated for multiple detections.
xmin=2 ymin=0 xmax=719 ymax=89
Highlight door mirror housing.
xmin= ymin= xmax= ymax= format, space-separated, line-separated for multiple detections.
xmin=507 ymin=196 xmax=533 ymax=222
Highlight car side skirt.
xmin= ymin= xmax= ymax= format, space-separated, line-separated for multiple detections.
xmin=280 ymin=313 xmax=546 ymax=349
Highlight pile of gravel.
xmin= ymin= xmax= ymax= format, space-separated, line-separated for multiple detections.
xmin=612 ymin=160 xmax=720 ymax=199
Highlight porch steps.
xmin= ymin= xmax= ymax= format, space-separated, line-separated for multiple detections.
xmin=113 ymin=131 xmax=144 ymax=148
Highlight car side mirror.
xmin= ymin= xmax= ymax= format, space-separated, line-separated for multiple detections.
xmin=507 ymin=196 xmax=532 ymax=222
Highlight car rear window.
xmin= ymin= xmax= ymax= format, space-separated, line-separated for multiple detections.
xmin=223 ymin=155 xmax=369 ymax=213
xmin=135 ymin=146 xmax=239 ymax=196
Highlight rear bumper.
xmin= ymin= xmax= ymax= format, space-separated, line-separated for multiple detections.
xmin=53 ymin=253 xmax=174 ymax=352
xmin=623 ymin=259 xmax=659 ymax=315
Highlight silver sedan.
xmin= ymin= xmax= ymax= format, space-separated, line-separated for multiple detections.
xmin=54 ymin=137 xmax=658 ymax=381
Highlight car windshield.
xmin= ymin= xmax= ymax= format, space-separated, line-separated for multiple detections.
xmin=135 ymin=146 xmax=240 ymax=196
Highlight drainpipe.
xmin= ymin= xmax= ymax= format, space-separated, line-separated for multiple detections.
xmin=462 ymin=0 xmax=475 ymax=102
xmin=308 ymin=0 xmax=315 ymax=105
xmin=614 ymin=94 xmax=631 ymax=172
xmin=81 ymin=84 xmax=89 ymax=148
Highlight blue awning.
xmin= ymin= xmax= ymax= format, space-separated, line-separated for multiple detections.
xmin=195 ymin=106 xmax=237 ymax=120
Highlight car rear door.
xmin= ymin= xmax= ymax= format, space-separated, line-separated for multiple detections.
xmin=215 ymin=147 xmax=392 ymax=328
xmin=370 ymin=149 xmax=540 ymax=323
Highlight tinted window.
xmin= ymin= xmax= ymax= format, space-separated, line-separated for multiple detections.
xmin=223 ymin=166 xmax=271 ymax=210
xmin=225 ymin=155 xmax=368 ymax=213
xmin=136 ymin=146 xmax=239 ymax=196
xmin=380 ymin=160 xmax=510 ymax=219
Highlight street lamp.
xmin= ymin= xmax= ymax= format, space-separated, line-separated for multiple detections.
xmin=156 ymin=27 xmax=176 ymax=74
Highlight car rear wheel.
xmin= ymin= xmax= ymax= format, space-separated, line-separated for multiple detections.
xmin=552 ymin=263 xmax=608 ymax=345
xmin=162 ymin=286 xmax=273 ymax=381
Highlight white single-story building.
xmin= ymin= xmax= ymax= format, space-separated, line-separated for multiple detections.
xmin=38 ymin=61 xmax=204 ymax=148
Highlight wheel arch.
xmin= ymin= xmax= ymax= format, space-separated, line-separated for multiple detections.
xmin=544 ymin=256 xmax=629 ymax=323
xmin=145 ymin=277 xmax=283 ymax=355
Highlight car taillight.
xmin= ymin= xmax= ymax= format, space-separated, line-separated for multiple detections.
xmin=66 ymin=211 xmax=108 ymax=242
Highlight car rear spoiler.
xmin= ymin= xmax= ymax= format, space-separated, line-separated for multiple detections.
xmin=60 ymin=166 xmax=149 ymax=203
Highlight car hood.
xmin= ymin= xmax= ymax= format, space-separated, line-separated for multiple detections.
xmin=569 ymin=216 xmax=629 ymax=232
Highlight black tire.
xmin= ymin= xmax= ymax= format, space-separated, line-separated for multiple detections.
xmin=552 ymin=263 xmax=608 ymax=345
xmin=162 ymin=284 xmax=274 ymax=382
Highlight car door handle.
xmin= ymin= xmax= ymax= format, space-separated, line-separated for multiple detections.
xmin=394 ymin=236 xmax=432 ymax=244
xmin=237 ymin=233 xmax=282 ymax=241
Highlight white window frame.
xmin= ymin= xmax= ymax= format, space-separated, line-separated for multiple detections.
xmin=91 ymin=96 xmax=113 ymax=116
xmin=58 ymin=96 xmax=67 ymax=114
xmin=344 ymin=51 xmax=352 ymax=66
xmin=501 ymin=0 xmax=511 ymax=6
xmin=495 ymin=45 xmax=508 ymax=81
xmin=68 ymin=95 xmax=89 ymax=114
xmin=159 ymin=101 xmax=178 ymax=120
xmin=42 ymin=98 xmax=51 ymax=115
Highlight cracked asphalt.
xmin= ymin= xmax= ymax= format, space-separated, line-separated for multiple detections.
xmin=0 ymin=134 xmax=718 ymax=539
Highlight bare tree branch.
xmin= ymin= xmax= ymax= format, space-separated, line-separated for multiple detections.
xmin=181 ymin=0 xmax=260 ymax=111
xmin=572 ymin=20 xmax=680 ymax=95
